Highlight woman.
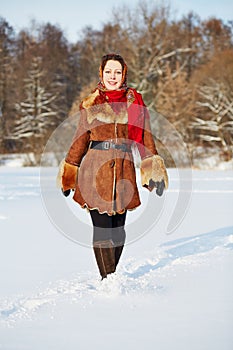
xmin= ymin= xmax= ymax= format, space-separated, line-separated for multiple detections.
xmin=58 ymin=53 xmax=168 ymax=280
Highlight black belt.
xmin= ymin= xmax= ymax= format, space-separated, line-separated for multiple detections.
xmin=90 ymin=141 xmax=132 ymax=153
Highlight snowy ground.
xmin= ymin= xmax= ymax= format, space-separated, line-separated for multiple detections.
xmin=0 ymin=166 xmax=233 ymax=350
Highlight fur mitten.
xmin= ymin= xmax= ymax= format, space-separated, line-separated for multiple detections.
xmin=140 ymin=155 xmax=168 ymax=195
xmin=56 ymin=159 xmax=78 ymax=193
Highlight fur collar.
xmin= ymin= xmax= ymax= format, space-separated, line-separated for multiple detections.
xmin=81 ymin=88 xmax=135 ymax=125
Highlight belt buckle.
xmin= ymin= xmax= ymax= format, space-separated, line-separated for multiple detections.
xmin=103 ymin=141 xmax=110 ymax=150
xmin=121 ymin=144 xmax=127 ymax=152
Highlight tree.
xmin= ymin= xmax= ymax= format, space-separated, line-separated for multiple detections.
xmin=109 ymin=1 xmax=193 ymax=110
xmin=0 ymin=17 xmax=15 ymax=152
xmin=156 ymin=62 xmax=195 ymax=136
xmin=9 ymin=57 xmax=58 ymax=158
xmin=175 ymin=12 xmax=202 ymax=80
xmin=189 ymin=49 xmax=233 ymax=160
xmin=39 ymin=22 xmax=76 ymax=112
xmin=191 ymin=80 xmax=233 ymax=160
xmin=200 ymin=18 xmax=233 ymax=62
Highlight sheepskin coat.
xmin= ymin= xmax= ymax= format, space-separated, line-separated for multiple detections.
xmin=65 ymin=87 xmax=158 ymax=215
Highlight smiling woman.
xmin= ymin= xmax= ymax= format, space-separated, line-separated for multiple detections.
xmin=103 ymin=60 xmax=123 ymax=91
xmin=57 ymin=52 xmax=169 ymax=280
xmin=100 ymin=53 xmax=128 ymax=91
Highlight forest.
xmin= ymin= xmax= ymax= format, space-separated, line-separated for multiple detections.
xmin=0 ymin=1 xmax=232 ymax=167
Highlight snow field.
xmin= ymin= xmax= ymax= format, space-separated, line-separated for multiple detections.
xmin=0 ymin=166 xmax=233 ymax=349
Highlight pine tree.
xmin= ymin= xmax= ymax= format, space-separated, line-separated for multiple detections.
xmin=11 ymin=57 xmax=58 ymax=154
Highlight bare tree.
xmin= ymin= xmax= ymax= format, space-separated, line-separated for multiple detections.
xmin=110 ymin=1 xmax=193 ymax=110
xmin=191 ymin=79 xmax=233 ymax=159
xmin=156 ymin=62 xmax=195 ymax=133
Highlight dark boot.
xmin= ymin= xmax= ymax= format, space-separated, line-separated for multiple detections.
xmin=114 ymin=244 xmax=124 ymax=269
xmin=93 ymin=240 xmax=116 ymax=279
xmin=112 ymin=227 xmax=126 ymax=270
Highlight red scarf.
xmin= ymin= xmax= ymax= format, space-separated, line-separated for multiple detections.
xmin=104 ymin=90 xmax=127 ymax=114
xmin=104 ymin=88 xmax=146 ymax=157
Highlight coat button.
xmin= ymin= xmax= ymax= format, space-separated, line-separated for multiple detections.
xmin=110 ymin=160 xmax=115 ymax=168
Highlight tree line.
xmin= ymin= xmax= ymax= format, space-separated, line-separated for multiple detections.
xmin=0 ymin=1 xmax=232 ymax=166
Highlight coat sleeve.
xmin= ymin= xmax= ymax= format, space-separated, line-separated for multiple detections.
xmin=65 ymin=108 xmax=90 ymax=166
xmin=57 ymin=108 xmax=90 ymax=191
xmin=142 ymin=109 xmax=158 ymax=158
xmin=140 ymin=97 xmax=169 ymax=193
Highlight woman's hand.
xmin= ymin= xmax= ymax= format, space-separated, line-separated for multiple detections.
xmin=140 ymin=155 xmax=168 ymax=196
xmin=61 ymin=189 xmax=71 ymax=197
xmin=144 ymin=179 xmax=165 ymax=196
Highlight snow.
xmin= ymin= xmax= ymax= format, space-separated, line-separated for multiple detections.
xmin=0 ymin=165 xmax=233 ymax=349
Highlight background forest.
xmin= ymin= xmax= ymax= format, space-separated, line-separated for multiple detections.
xmin=0 ymin=1 xmax=232 ymax=167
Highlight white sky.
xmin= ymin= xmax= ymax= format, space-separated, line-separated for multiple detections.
xmin=0 ymin=0 xmax=232 ymax=42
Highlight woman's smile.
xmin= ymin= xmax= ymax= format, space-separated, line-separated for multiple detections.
xmin=103 ymin=60 xmax=123 ymax=90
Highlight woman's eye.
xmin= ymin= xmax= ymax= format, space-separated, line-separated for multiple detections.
xmin=116 ymin=71 xmax=122 ymax=75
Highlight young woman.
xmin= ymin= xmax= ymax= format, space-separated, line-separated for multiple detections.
xmin=58 ymin=53 xmax=168 ymax=280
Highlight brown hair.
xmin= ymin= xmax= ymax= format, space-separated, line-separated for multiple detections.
xmin=99 ymin=53 xmax=128 ymax=87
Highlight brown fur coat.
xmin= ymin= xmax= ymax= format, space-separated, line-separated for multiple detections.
xmin=58 ymin=88 xmax=168 ymax=215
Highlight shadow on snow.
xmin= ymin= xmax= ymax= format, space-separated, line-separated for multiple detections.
xmin=125 ymin=226 xmax=233 ymax=278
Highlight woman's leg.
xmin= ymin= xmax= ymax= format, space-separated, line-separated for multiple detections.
xmin=90 ymin=210 xmax=116 ymax=279
xmin=112 ymin=211 xmax=127 ymax=269
xmin=90 ymin=210 xmax=112 ymax=240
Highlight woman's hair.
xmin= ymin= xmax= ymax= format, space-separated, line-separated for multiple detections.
xmin=99 ymin=53 xmax=128 ymax=87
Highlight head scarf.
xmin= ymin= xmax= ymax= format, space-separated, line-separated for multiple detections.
xmin=97 ymin=54 xmax=146 ymax=157
xmin=98 ymin=53 xmax=128 ymax=89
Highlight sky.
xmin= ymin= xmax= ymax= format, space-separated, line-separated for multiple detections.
xmin=0 ymin=0 xmax=232 ymax=43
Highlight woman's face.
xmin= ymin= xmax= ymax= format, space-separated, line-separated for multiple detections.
xmin=103 ymin=60 xmax=123 ymax=90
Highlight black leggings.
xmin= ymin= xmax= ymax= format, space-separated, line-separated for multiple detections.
xmin=90 ymin=210 xmax=127 ymax=246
